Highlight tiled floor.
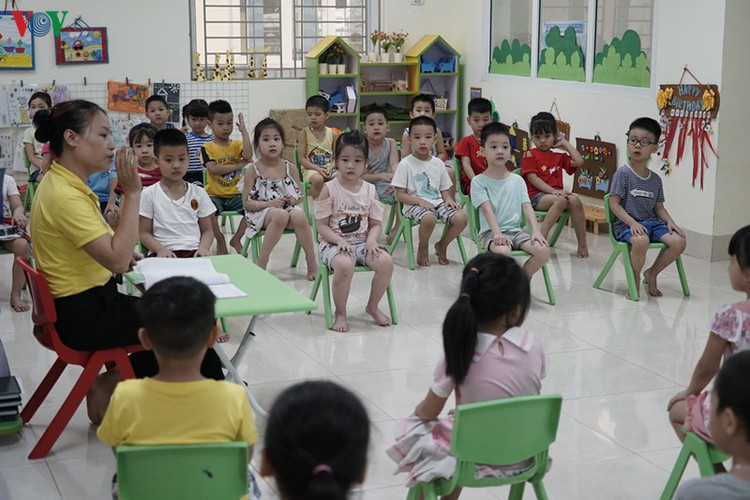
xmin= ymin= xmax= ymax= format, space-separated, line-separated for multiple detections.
xmin=0 ymin=225 xmax=739 ymax=499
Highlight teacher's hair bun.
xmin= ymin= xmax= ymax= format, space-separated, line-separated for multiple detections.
xmin=34 ymin=109 xmax=53 ymax=143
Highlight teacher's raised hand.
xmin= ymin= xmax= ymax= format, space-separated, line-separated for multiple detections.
xmin=115 ymin=146 xmax=142 ymax=195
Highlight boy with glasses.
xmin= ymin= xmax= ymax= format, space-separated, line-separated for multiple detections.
xmin=609 ymin=117 xmax=687 ymax=299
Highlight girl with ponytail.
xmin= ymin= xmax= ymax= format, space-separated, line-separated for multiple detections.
xmin=388 ymin=254 xmax=547 ymax=495
xmin=261 ymin=381 xmax=370 ymax=500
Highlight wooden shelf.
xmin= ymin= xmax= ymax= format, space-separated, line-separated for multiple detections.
xmin=360 ymin=91 xmax=418 ymax=96
xmin=361 ymin=62 xmax=418 ymax=67
xmin=319 ymin=73 xmax=358 ymax=78
xmin=329 ymin=112 xmax=359 ymax=117
xmin=419 ymin=72 xmax=457 ymax=76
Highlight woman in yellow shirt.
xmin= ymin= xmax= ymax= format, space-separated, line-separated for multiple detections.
xmin=30 ymin=100 xmax=223 ymax=422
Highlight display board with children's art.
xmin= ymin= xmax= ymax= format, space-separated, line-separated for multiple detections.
xmin=508 ymin=122 xmax=529 ymax=170
xmin=0 ymin=11 xmax=35 ymax=70
xmin=655 ymin=67 xmax=719 ymax=190
xmin=572 ymin=136 xmax=616 ymax=199
xmin=55 ymin=27 xmax=109 ymax=65
xmin=152 ymin=83 xmax=181 ymax=123
xmin=107 ymin=80 xmax=150 ymax=113
xmin=269 ymin=109 xmax=308 ymax=163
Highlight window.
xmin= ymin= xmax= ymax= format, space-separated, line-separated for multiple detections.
xmin=191 ymin=0 xmax=377 ymax=79
xmin=487 ymin=0 xmax=654 ymax=88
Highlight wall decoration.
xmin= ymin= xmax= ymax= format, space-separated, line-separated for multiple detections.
xmin=107 ymin=81 xmax=150 ymax=114
xmin=508 ymin=122 xmax=529 ymax=170
xmin=55 ymin=27 xmax=108 ymax=65
xmin=538 ymin=24 xmax=585 ymax=82
xmin=572 ymin=136 xmax=617 ymax=199
xmin=152 ymin=83 xmax=181 ymax=123
xmin=549 ymin=100 xmax=570 ymax=141
xmin=593 ymin=30 xmax=650 ymax=88
xmin=656 ymin=67 xmax=719 ymax=189
xmin=0 ymin=11 xmax=35 ymax=70
xmin=489 ymin=38 xmax=531 ymax=77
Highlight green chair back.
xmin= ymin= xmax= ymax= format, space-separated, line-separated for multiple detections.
xmin=116 ymin=442 xmax=248 ymax=500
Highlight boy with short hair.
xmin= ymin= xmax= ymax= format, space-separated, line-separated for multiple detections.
xmin=391 ymin=116 xmax=468 ymax=267
xmin=297 ymin=95 xmax=339 ymax=199
xmin=139 ymin=129 xmax=215 ymax=258
xmin=456 ymin=97 xmax=494 ymax=195
xmin=201 ymin=99 xmax=251 ymax=254
xmin=114 ymin=123 xmax=161 ymax=194
xmin=471 ymin=122 xmax=549 ymax=278
xmin=97 ymin=277 xmax=258 ymax=496
xmin=609 ymin=116 xmax=686 ymax=299
xmin=400 ymin=94 xmax=448 ymax=161
xmin=183 ymin=99 xmax=213 ymax=185
xmin=145 ymin=94 xmax=174 ymax=131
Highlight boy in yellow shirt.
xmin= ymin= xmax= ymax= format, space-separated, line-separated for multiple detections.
xmin=201 ymin=99 xmax=252 ymax=254
xmin=297 ymin=95 xmax=339 ymax=199
xmin=98 ymin=276 xmax=259 ymax=497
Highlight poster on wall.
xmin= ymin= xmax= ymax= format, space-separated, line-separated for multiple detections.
xmin=107 ymin=81 xmax=150 ymax=114
xmin=572 ymin=136 xmax=617 ymax=200
xmin=509 ymin=123 xmax=529 ymax=171
xmin=152 ymin=83 xmax=181 ymax=123
xmin=0 ymin=11 xmax=35 ymax=70
xmin=55 ymin=27 xmax=109 ymax=65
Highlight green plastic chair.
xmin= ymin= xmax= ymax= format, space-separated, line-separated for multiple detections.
xmin=22 ymin=149 xmax=39 ymax=211
xmin=293 ymin=146 xmax=314 ymax=224
xmin=593 ymin=194 xmax=690 ymax=301
xmin=386 ymin=198 xmax=469 ymax=270
xmin=240 ymin=229 xmax=301 ymax=268
xmin=116 ymin=442 xmax=248 ymax=500
xmin=407 ymin=394 xmax=563 ymax=500
xmin=660 ymin=429 xmax=730 ymax=500
xmin=512 ymin=168 xmax=570 ymax=247
xmin=309 ymin=214 xmax=398 ymax=329
xmin=463 ymin=170 xmax=555 ymax=305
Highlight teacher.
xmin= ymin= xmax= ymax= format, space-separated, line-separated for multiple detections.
xmin=29 ymin=100 xmax=223 ymax=422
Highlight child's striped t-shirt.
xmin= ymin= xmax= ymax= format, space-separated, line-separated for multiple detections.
xmin=186 ymin=131 xmax=214 ymax=173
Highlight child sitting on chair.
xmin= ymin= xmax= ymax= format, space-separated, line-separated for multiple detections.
xmin=391 ymin=116 xmax=468 ymax=267
xmin=261 ymin=381 xmax=370 ymax=500
xmin=114 ymin=123 xmax=161 ymax=194
xmin=139 ymin=129 xmax=215 ymax=258
xmin=2 ymin=172 xmax=30 ymax=312
xmin=23 ymin=91 xmax=52 ymax=182
xmin=315 ymin=130 xmax=393 ymax=332
xmin=297 ymin=95 xmax=339 ymax=199
xmin=97 ymin=277 xmax=259 ymax=499
xmin=521 ymin=111 xmax=587 ymax=258
xmin=471 ymin=122 xmax=549 ymax=278
xmin=674 ymin=351 xmax=750 ymax=499
xmin=609 ymin=117 xmax=687 ymax=299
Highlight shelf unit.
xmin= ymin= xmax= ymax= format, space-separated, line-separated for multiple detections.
xmin=304 ymin=35 xmax=462 ymax=146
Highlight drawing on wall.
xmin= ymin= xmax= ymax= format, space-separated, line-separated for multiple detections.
xmin=55 ymin=27 xmax=108 ymax=65
xmin=593 ymin=30 xmax=650 ymax=88
xmin=107 ymin=81 xmax=150 ymax=114
xmin=489 ymin=38 xmax=531 ymax=77
xmin=538 ymin=23 xmax=585 ymax=82
xmin=509 ymin=122 xmax=529 ymax=170
xmin=572 ymin=137 xmax=616 ymax=199
xmin=0 ymin=11 xmax=35 ymax=70
xmin=152 ymin=83 xmax=181 ymax=123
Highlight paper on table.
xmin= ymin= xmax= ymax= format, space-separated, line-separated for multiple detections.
xmin=208 ymin=283 xmax=247 ymax=299
xmin=134 ymin=258 xmax=231 ymax=290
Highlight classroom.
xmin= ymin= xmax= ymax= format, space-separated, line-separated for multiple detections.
xmin=1 ymin=0 xmax=749 ymax=498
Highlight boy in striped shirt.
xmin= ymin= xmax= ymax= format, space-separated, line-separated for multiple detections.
xmin=183 ymin=99 xmax=214 ymax=185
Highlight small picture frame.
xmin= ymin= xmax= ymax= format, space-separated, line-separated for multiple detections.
xmin=470 ymin=87 xmax=482 ymax=100
xmin=55 ymin=27 xmax=109 ymax=65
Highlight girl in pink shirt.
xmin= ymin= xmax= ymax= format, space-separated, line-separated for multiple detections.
xmin=388 ymin=254 xmax=546 ymax=494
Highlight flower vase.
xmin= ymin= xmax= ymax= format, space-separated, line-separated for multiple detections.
xmin=381 ymin=52 xmax=391 ymax=63
xmin=336 ymin=64 xmax=346 ymax=74
xmin=319 ymin=63 xmax=329 ymax=75
xmin=368 ymin=52 xmax=378 ymax=63
xmin=393 ymin=52 xmax=404 ymax=62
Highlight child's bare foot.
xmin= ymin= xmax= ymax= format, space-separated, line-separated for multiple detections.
xmin=625 ymin=276 xmax=641 ymax=301
xmin=306 ymin=257 xmax=318 ymax=281
xmin=217 ymin=331 xmax=230 ymax=343
xmin=644 ymin=268 xmax=663 ymax=297
xmin=366 ymin=305 xmax=392 ymax=327
xmin=577 ymin=244 xmax=589 ymax=258
xmin=416 ymin=245 xmax=430 ymax=267
xmin=332 ymin=313 xmax=350 ymax=332
xmin=434 ymin=242 xmax=449 ymax=265
xmin=229 ymin=239 xmax=243 ymax=254
xmin=386 ymin=231 xmax=396 ymax=246
xmin=10 ymin=296 xmax=29 ymax=312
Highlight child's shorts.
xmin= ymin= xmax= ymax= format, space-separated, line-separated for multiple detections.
xmin=615 ymin=219 xmax=669 ymax=243
xmin=530 ymin=192 xmax=546 ymax=206
xmin=319 ymin=239 xmax=384 ymax=268
xmin=403 ymin=202 xmax=458 ymax=224
xmin=479 ymin=229 xmax=531 ymax=251
xmin=301 ymin=167 xmax=336 ymax=184
xmin=210 ymin=195 xmax=245 ymax=214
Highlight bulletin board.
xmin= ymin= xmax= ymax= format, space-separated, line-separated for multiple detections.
xmin=572 ymin=136 xmax=616 ymax=199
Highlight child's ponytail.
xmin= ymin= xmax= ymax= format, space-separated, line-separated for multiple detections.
xmin=442 ymin=254 xmax=531 ymax=385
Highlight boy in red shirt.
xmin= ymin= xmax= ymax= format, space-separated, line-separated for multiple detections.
xmin=455 ymin=98 xmax=493 ymax=196
xmin=521 ymin=112 xmax=587 ymax=257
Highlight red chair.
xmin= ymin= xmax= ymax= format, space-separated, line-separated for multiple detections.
xmin=16 ymin=258 xmax=143 ymax=459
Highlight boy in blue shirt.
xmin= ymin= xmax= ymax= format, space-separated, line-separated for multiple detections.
xmin=183 ymin=99 xmax=213 ymax=185
xmin=609 ymin=117 xmax=686 ymax=299
xmin=88 ymin=163 xmax=119 ymax=227
xmin=471 ymin=122 xmax=549 ymax=277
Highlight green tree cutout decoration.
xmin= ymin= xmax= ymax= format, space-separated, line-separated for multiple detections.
xmin=593 ymin=30 xmax=651 ymax=87
xmin=537 ymin=26 xmax=585 ymax=82
xmin=489 ymin=38 xmax=531 ymax=76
